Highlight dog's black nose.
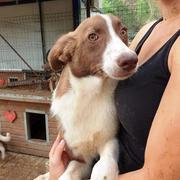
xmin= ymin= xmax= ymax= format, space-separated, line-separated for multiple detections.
xmin=117 ymin=52 xmax=138 ymax=71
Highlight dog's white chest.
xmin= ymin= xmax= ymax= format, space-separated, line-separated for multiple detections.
xmin=51 ymin=75 xmax=118 ymax=157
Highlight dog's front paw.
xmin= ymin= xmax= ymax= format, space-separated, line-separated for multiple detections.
xmin=91 ymin=157 xmax=119 ymax=180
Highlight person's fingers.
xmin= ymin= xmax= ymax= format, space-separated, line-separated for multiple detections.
xmin=53 ymin=139 xmax=66 ymax=161
xmin=49 ymin=134 xmax=61 ymax=158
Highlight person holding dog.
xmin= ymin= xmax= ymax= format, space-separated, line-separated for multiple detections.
xmin=49 ymin=0 xmax=180 ymax=179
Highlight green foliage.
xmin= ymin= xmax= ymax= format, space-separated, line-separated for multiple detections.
xmin=136 ymin=0 xmax=149 ymax=23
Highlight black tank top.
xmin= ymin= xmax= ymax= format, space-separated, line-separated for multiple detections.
xmin=115 ymin=19 xmax=180 ymax=173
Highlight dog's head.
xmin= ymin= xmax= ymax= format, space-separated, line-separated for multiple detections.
xmin=48 ymin=14 xmax=138 ymax=80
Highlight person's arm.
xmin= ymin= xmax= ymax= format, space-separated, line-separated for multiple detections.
xmin=118 ymin=37 xmax=180 ymax=180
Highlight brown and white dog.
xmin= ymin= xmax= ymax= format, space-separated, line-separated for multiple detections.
xmin=48 ymin=14 xmax=137 ymax=180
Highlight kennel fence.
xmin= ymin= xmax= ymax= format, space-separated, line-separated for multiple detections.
xmin=0 ymin=0 xmax=160 ymax=89
xmin=0 ymin=0 xmax=73 ymax=89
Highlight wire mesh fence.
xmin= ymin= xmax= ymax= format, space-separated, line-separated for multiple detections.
xmin=81 ymin=1 xmax=160 ymax=41
xmin=0 ymin=0 xmax=73 ymax=89
xmin=101 ymin=2 xmax=160 ymax=41
xmin=0 ymin=0 xmax=160 ymax=89
xmin=0 ymin=14 xmax=43 ymax=71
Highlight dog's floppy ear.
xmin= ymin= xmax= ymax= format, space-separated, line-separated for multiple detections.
xmin=48 ymin=32 xmax=76 ymax=71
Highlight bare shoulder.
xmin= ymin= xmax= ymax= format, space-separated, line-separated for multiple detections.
xmin=129 ymin=21 xmax=156 ymax=50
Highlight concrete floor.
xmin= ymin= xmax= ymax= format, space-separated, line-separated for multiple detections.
xmin=0 ymin=152 xmax=48 ymax=180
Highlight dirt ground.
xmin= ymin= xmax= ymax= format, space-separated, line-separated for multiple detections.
xmin=0 ymin=151 xmax=48 ymax=180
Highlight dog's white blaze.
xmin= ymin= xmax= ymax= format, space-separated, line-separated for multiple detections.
xmin=100 ymin=14 xmax=135 ymax=79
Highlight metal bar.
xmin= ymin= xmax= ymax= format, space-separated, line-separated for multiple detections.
xmin=38 ymin=0 xmax=46 ymax=64
xmin=72 ymin=0 xmax=81 ymax=29
xmin=0 ymin=33 xmax=40 ymax=77
xmin=86 ymin=0 xmax=91 ymax=17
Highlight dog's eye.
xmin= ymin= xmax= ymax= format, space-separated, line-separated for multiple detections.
xmin=120 ymin=27 xmax=127 ymax=36
xmin=88 ymin=33 xmax=99 ymax=41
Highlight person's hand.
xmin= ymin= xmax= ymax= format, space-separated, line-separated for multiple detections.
xmin=49 ymin=134 xmax=70 ymax=180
